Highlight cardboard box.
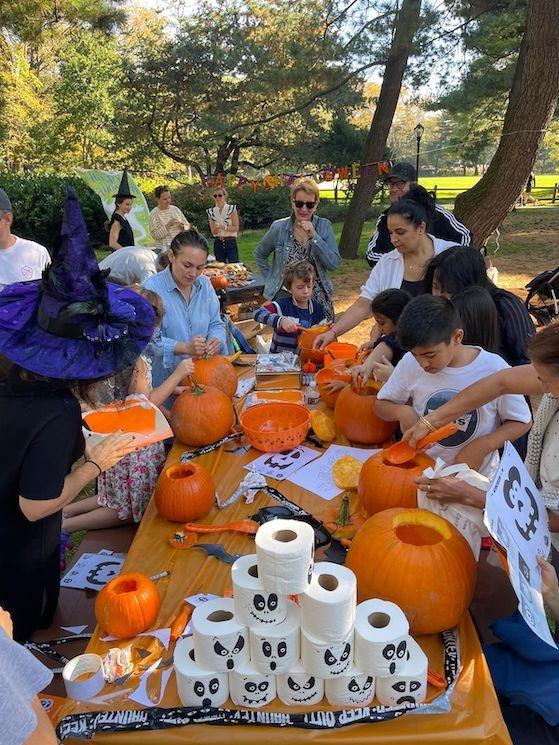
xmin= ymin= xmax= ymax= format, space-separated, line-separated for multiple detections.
xmin=255 ymin=353 xmax=301 ymax=391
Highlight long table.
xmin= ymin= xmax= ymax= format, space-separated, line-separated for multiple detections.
xmin=55 ymin=367 xmax=513 ymax=744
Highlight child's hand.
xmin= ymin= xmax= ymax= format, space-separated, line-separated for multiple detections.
xmin=280 ymin=316 xmax=300 ymax=333
xmin=537 ymin=555 xmax=559 ymax=606
xmin=351 ymin=363 xmax=369 ymax=384
xmin=370 ymin=356 xmax=394 ymax=382
xmin=357 ymin=340 xmax=374 ymax=356
xmin=324 ymin=379 xmax=346 ymax=392
xmin=176 ymin=358 xmax=195 ymax=381
xmin=205 ymin=337 xmax=221 ymax=356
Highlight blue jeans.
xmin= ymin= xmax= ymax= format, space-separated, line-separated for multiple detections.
xmin=214 ymin=237 xmax=239 ymax=263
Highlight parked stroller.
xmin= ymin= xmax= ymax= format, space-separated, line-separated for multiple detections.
xmin=525 ymin=266 xmax=559 ymax=326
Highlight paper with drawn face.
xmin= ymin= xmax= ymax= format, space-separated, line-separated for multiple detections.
xmin=245 ymin=446 xmax=320 ymax=481
xmin=288 ymin=445 xmax=378 ymax=500
xmin=60 ymin=552 xmax=125 ymax=590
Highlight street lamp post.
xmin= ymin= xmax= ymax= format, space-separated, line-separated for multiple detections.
xmin=414 ymin=123 xmax=425 ymax=179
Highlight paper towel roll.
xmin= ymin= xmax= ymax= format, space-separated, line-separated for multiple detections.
xmin=376 ymin=636 xmax=428 ymax=707
xmin=229 ymin=661 xmax=276 ymax=708
xmin=300 ymin=626 xmax=353 ymax=678
xmin=301 ymin=562 xmax=356 ymax=642
xmin=192 ymin=597 xmax=249 ymax=671
xmin=174 ymin=636 xmax=229 ymax=708
xmin=62 ymin=654 xmax=105 ymax=701
xmin=232 ymin=554 xmax=288 ymax=627
xmin=249 ymin=600 xmax=300 ymax=674
xmin=324 ymin=664 xmax=375 ymax=708
xmin=255 ymin=519 xmax=314 ymax=595
xmin=354 ymin=599 xmax=409 ymax=677
xmin=277 ymin=661 xmax=324 ymax=706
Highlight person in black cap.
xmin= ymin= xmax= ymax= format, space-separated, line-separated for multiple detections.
xmin=108 ymin=168 xmax=136 ymax=251
xmin=365 ymin=161 xmax=472 ymax=268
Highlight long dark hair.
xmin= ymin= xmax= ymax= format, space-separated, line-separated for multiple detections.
xmin=425 ymin=245 xmax=495 ymax=297
xmin=370 ymin=289 xmax=412 ymax=324
xmin=452 ymin=287 xmax=500 ymax=353
xmin=386 ymin=185 xmax=437 ymax=230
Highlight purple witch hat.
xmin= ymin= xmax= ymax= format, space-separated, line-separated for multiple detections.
xmin=0 ymin=187 xmax=154 ymax=380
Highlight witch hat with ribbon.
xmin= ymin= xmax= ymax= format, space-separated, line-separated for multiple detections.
xmin=0 ymin=187 xmax=154 ymax=380
xmin=113 ymin=167 xmax=136 ymax=199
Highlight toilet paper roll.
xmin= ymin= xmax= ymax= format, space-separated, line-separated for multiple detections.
xmin=301 ymin=562 xmax=356 ymax=642
xmin=255 ymin=519 xmax=314 ymax=595
xmin=229 ymin=661 xmax=276 ymax=708
xmin=277 ymin=661 xmax=324 ymax=706
xmin=354 ymin=598 xmax=409 ymax=677
xmin=174 ymin=636 xmax=229 ymax=708
xmin=232 ymin=554 xmax=288 ymax=627
xmin=249 ymin=600 xmax=300 ymax=674
xmin=301 ymin=626 xmax=353 ymax=678
xmin=324 ymin=663 xmax=375 ymax=708
xmin=376 ymin=636 xmax=428 ymax=707
xmin=62 ymin=653 xmax=105 ymax=701
xmin=192 ymin=597 xmax=249 ymax=672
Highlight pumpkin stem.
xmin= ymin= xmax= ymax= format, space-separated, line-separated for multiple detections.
xmin=188 ymin=375 xmax=206 ymax=396
xmin=337 ymin=493 xmax=351 ymax=527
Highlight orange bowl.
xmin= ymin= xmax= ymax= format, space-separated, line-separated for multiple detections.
xmin=239 ymin=403 xmax=310 ymax=452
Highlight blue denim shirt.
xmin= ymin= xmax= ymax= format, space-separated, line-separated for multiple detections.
xmin=142 ymin=267 xmax=227 ymax=386
xmin=254 ymin=214 xmax=340 ymax=299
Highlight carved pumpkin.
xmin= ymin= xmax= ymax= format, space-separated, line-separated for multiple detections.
xmin=358 ymin=451 xmax=434 ymax=516
xmin=187 ymin=355 xmax=237 ymax=399
xmin=154 ymin=462 xmax=215 ymax=522
xmin=346 ymin=508 xmax=477 ymax=634
xmin=210 ymin=274 xmax=228 ymax=290
xmin=315 ymin=368 xmax=345 ymax=408
xmin=171 ymin=377 xmax=235 ymax=446
xmin=333 ymin=384 xmax=397 ymax=445
xmin=310 ymin=410 xmax=336 ymax=442
xmin=298 ymin=325 xmax=329 ymax=365
xmin=95 ymin=572 xmax=161 ymax=639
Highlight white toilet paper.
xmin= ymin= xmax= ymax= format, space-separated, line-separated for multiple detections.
xmin=174 ymin=636 xmax=229 ymax=708
xmin=277 ymin=661 xmax=324 ymax=706
xmin=255 ymin=519 xmax=314 ymax=595
xmin=232 ymin=554 xmax=288 ymax=627
xmin=62 ymin=653 xmax=105 ymax=701
xmin=192 ymin=597 xmax=249 ymax=672
xmin=376 ymin=636 xmax=428 ymax=707
xmin=301 ymin=562 xmax=356 ymax=642
xmin=354 ymin=598 xmax=409 ymax=677
xmin=249 ymin=600 xmax=300 ymax=674
xmin=324 ymin=664 xmax=375 ymax=708
xmin=300 ymin=626 xmax=353 ymax=678
xmin=229 ymin=661 xmax=276 ymax=708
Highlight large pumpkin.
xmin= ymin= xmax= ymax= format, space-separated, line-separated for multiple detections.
xmin=334 ymin=384 xmax=397 ymax=445
xmin=154 ymin=462 xmax=215 ymax=522
xmin=171 ymin=378 xmax=235 ymax=446
xmin=359 ymin=450 xmax=434 ymax=516
xmin=186 ymin=355 xmax=237 ymax=399
xmin=315 ymin=368 xmax=346 ymax=408
xmin=95 ymin=572 xmax=161 ymax=639
xmin=346 ymin=508 xmax=477 ymax=634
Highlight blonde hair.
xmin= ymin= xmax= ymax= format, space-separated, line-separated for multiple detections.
xmin=290 ymin=177 xmax=319 ymax=202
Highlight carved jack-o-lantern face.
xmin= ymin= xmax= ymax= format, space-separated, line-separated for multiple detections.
xmin=250 ymin=593 xmax=280 ymax=624
xmin=382 ymin=639 xmax=408 ymax=675
xmin=391 ymin=679 xmax=422 ymax=705
xmin=212 ymin=634 xmax=245 ymax=670
xmin=347 ymin=675 xmax=374 ymax=705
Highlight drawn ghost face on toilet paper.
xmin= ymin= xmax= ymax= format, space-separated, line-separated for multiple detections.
xmin=212 ymin=634 xmax=246 ymax=670
xmin=325 ymin=672 xmax=375 ymax=707
xmin=190 ymin=677 xmax=227 ymax=707
xmin=324 ymin=641 xmax=352 ymax=674
xmin=230 ymin=669 xmax=276 ymax=708
xmin=381 ymin=678 xmax=424 ymax=706
xmin=381 ymin=639 xmax=408 ymax=675
xmin=346 ymin=675 xmax=374 ymax=705
xmin=285 ymin=675 xmax=323 ymax=704
xmin=250 ymin=593 xmax=280 ymax=624
xmin=259 ymin=638 xmax=288 ymax=672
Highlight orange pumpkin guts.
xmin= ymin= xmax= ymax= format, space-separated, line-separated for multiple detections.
xmin=188 ymin=355 xmax=237 ymax=399
xmin=333 ymin=384 xmax=397 ymax=445
xmin=358 ymin=451 xmax=434 ymax=516
xmin=346 ymin=508 xmax=477 ymax=634
xmin=95 ymin=572 xmax=161 ymax=639
xmin=154 ymin=462 xmax=215 ymax=522
xmin=171 ymin=377 xmax=235 ymax=446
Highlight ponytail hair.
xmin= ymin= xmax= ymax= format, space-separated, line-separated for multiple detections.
xmin=170 ymin=227 xmax=209 ymax=256
xmin=387 ymin=185 xmax=436 ymax=229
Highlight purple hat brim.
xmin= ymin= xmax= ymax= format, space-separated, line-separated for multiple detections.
xmin=0 ymin=280 xmax=154 ymax=380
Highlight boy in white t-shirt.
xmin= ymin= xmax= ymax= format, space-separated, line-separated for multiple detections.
xmin=0 ymin=189 xmax=50 ymax=291
xmin=375 ymin=295 xmax=532 ymax=478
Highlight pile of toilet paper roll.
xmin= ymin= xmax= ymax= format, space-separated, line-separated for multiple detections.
xmin=174 ymin=519 xmax=428 ymax=710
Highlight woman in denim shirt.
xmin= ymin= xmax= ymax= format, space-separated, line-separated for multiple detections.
xmin=254 ymin=178 xmax=340 ymax=320
xmin=142 ymin=229 xmax=227 ymax=388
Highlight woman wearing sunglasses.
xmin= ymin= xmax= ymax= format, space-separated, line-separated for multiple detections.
xmin=255 ymin=178 xmax=340 ymax=320
xmin=207 ymin=188 xmax=240 ymax=263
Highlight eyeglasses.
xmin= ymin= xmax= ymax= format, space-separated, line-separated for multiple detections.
xmin=213 ymin=193 xmax=224 ymax=198
xmin=294 ymin=200 xmax=316 ymax=209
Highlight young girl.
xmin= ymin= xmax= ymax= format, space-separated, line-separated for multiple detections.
xmin=62 ymin=287 xmax=194 ymax=534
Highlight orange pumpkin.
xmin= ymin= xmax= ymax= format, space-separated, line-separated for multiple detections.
xmin=171 ymin=377 xmax=235 ymax=446
xmin=298 ymin=325 xmax=329 ymax=365
xmin=154 ymin=462 xmax=215 ymax=522
xmin=188 ymin=355 xmax=237 ymax=399
xmin=333 ymin=384 xmax=397 ymax=445
xmin=316 ymin=368 xmax=346 ymax=408
xmin=95 ymin=572 xmax=161 ymax=639
xmin=210 ymin=275 xmax=228 ymax=290
xmin=358 ymin=450 xmax=434 ymax=516
xmin=346 ymin=508 xmax=477 ymax=634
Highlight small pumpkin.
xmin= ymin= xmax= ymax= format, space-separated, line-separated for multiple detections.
xmin=171 ymin=377 xmax=235 ymax=446
xmin=310 ymin=410 xmax=336 ymax=442
xmin=186 ymin=355 xmax=237 ymax=399
xmin=210 ymin=274 xmax=228 ymax=290
xmin=154 ymin=462 xmax=215 ymax=523
xmin=346 ymin=508 xmax=477 ymax=634
xmin=333 ymin=383 xmax=397 ymax=445
xmin=95 ymin=572 xmax=161 ymax=639
xmin=358 ymin=450 xmax=434 ymax=516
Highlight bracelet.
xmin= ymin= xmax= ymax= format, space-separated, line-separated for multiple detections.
xmin=419 ymin=415 xmax=437 ymax=433
xmin=84 ymin=459 xmax=102 ymax=476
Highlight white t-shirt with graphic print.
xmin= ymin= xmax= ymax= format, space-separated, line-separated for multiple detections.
xmin=376 ymin=346 xmax=532 ymax=477
xmin=0 ymin=237 xmax=51 ymax=291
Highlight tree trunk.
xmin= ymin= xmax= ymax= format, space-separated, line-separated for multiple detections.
xmin=454 ymin=0 xmax=559 ymax=248
xmin=339 ymin=0 xmax=422 ymax=259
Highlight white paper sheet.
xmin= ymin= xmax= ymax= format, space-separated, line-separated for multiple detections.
xmin=235 ymin=377 xmax=256 ymax=397
xmin=288 ymin=444 xmax=378 ymax=500
xmin=61 ymin=625 xmax=88 ymax=635
xmin=60 ymin=552 xmax=125 ymax=591
xmin=185 ymin=593 xmax=221 ymax=607
xmin=244 ymin=445 xmax=320 ymax=481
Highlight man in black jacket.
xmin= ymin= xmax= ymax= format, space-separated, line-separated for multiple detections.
xmin=366 ymin=162 xmax=472 ymax=268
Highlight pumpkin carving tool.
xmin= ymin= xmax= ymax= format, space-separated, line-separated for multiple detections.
xmin=170 ymin=601 xmax=194 ymax=642
xmin=181 ymin=519 xmax=259 ymax=535
xmin=384 ymin=422 xmax=458 ymax=465
xmin=192 ymin=543 xmax=243 ymax=564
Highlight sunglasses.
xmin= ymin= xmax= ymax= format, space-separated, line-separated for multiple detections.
xmin=213 ymin=193 xmax=224 ymax=198
xmin=293 ymin=200 xmax=316 ymax=209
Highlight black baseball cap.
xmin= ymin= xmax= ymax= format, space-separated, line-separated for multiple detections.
xmin=0 ymin=188 xmax=12 ymax=212
xmin=382 ymin=162 xmax=417 ymax=183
